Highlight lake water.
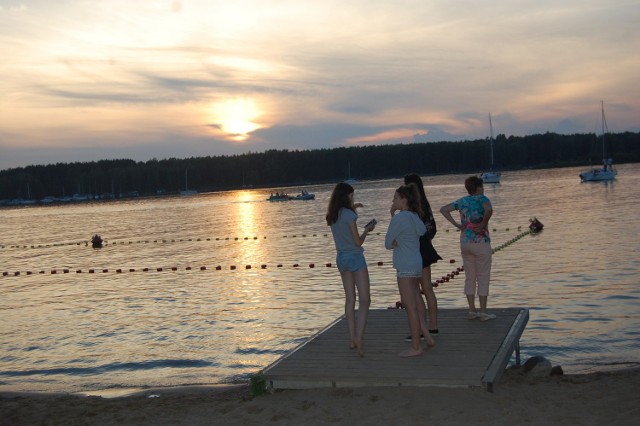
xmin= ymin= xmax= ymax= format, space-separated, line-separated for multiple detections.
xmin=1 ymin=164 xmax=639 ymax=394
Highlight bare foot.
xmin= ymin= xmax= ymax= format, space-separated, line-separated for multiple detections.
xmin=353 ymin=338 xmax=364 ymax=357
xmin=426 ymin=336 xmax=436 ymax=348
xmin=398 ymin=347 xmax=424 ymax=357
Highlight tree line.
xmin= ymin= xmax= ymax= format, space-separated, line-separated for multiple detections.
xmin=1 ymin=131 xmax=639 ymax=201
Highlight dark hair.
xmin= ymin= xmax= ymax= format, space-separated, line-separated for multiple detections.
xmin=464 ymin=176 xmax=484 ymax=195
xmin=395 ymin=183 xmax=424 ymax=217
xmin=326 ymin=182 xmax=355 ymax=225
xmin=404 ymin=173 xmax=433 ymax=220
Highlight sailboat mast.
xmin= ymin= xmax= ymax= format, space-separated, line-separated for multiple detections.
xmin=489 ymin=113 xmax=495 ymax=168
xmin=601 ymin=100 xmax=607 ymax=161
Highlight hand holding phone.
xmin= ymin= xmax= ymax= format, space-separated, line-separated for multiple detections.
xmin=364 ymin=218 xmax=377 ymax=231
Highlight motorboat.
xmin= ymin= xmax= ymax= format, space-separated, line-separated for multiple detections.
xmin=267 ymin=193 xmax=291 ymax=201
xmin=291 ymin=190 xmax=315 ymax=200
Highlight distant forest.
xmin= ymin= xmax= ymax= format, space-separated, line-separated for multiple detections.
xmin=2 ymin=131 xmax=639 ymax=201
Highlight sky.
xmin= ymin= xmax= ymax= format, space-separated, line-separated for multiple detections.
xmin=1 ymin=0 xmax=639 ymax=171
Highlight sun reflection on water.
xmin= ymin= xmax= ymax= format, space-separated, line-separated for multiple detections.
xmin=1 ymin=165 xmax=640 ymax=393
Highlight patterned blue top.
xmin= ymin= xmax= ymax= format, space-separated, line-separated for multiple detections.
xmin=452 ymin=194 xmax=492 ymax=243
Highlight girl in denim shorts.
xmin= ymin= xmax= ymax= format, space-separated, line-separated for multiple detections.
xmin=326 ymin=182 xmax=376 ymax=357
xmin=385 ymin=184 xmax=436 ymax=357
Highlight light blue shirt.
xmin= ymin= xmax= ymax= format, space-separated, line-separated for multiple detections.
xmin=330 ymin=208 xmax=364 ymax=254
xmin=385 ymin=210 xmax=426 ymax=272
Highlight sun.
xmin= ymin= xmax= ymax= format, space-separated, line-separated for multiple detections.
xmin=213 ymin=98 xmax=261 ymax=141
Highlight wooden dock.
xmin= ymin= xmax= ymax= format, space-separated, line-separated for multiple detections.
xmin=263 ymin=308 xmax=528 ymax=392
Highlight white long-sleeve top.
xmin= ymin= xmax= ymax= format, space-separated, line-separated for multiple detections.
xmin=385 ymin=210 xmax=427 ymax=273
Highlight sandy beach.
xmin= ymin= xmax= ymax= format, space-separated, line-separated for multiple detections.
xmin=2 ymin=367 xmax=639 ymax=425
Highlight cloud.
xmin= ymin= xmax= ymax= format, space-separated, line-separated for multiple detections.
xmin=1 ymin=0 xmax=639 ymax=170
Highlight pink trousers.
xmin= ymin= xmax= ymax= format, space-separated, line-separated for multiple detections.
xmin=460 ymin=242 xmax=492 ymax=296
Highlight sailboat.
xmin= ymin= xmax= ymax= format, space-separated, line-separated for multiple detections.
xmin=479 ymin=113 xmax=501 ymax=184
xmin=579 ymin=101 xmax=617 ymax=182
xmin=180 ymin=168 xmax=198 ymax=196
xmin=344 ymin=162 xmax=360 ymax=185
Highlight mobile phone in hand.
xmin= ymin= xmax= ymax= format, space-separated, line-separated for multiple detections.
xmin=365 ymin=218 xmax=377 ymax=229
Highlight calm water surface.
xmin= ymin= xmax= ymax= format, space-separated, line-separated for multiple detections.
xmin=1 ymin=164 xmax=639 ymax=393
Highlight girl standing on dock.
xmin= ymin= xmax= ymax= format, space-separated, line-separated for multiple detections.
xmin=440 ymin=176 xmax=495 ymax=321
xmin=386 ymin=184 xmax=436 ymax=357
xmin=404 ymin=173 xmax=442 ymax=337
xmin=326 ymin=182 xmax=376 ymax=357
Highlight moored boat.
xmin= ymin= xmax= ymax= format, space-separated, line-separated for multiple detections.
xmin=579 ymin=101 xmax=617 ymax=182
xmin=479 ymin=113 xmax=501 ymax=184
xmin=181 ymin=168 xmax=198 ymax=195
xmin=479 ymin=171 xmax=501 ymax=184
xmin=344 ymin=162 xmax=360 ymax=184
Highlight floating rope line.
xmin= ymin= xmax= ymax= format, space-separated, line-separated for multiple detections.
xmin=491 ymin=229 xmax=534 ymax=254
xmin=0 ymin=235 xmax=327 ymax=249
xmin=2 ymin=223 xmax=542 ymax=279
xmin=1 ymin=241 xmax=87 ymax=249
xmin=430 ymin=221 xmax=538 ymax=282
xmin=2 ymin=262 xmax=385 ymax=277
xmin=1 ymin=225 xmax=527 ymax=251
xmin=391 ymin=219 xmax=544 ymax=308
xmin=433 ymin=259 xmax=463 ymax=288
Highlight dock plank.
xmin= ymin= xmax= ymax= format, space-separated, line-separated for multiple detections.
xmin=263 ymin=308 xmax=528 ymax=392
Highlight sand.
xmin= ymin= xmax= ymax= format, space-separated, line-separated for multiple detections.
xmin=2 ymin=368 xmax=639 ymax=425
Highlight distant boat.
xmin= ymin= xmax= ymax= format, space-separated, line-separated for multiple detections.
xmin=267 ymin=190 xmax=315 ymax=201
xmin=344 ymin=162 xmax=360 ymax=185
xmin=479 ymin=113 xmax=501 ymax=184
xmin=180 ymin=168 xmax=198 ymax=196
xmin=291 ymin=190 xmax=315 ymax=200
xmin=579 ymin=101 xmax=617 ymax=182
xmin=267 ymin=193 xmax=292 ymax=202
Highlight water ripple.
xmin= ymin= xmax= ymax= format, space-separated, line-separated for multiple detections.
xmin=0 ymin=359 xmax=217 ymax=377
xmin=1 ymin=164 xmax=640 ymax=392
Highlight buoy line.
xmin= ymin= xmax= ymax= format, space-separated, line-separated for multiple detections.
xmin=390 ymin=219 xmax=544 ymax=307
xmin=1 ymin=262 xmax=387 ymax=277
xmin=0 ymin=225 xmax=529 ymax=251
xmin=2 ymin=219 xmax=543 ymax=279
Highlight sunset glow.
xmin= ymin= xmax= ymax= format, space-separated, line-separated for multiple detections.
xmin=0 ymin=0 xmax=638 ymax=169
xmin=212 ymin=99 xmax=262 ymax=141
